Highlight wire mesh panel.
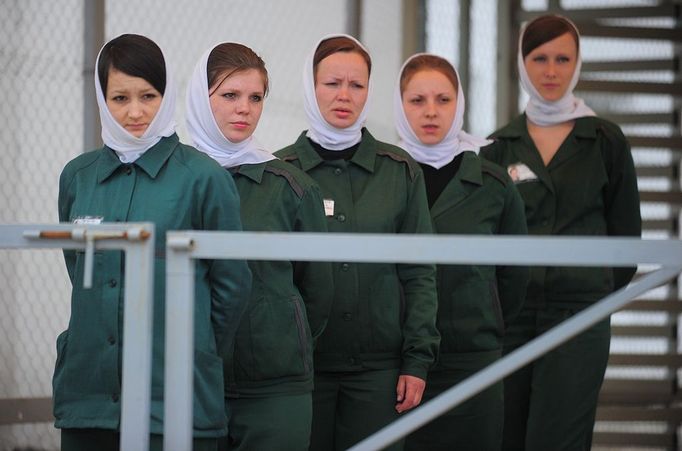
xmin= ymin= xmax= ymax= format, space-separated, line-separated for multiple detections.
xmin=104 ymin=0 xmax=349 ymax=153
xmin=0 ymin=0 xmax=83 ymax=448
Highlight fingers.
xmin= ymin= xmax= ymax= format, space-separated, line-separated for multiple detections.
xmin=395 ymin=375 xmax=426 ymax=413
xmin=395 ymin=375 xmax=406 ymax=403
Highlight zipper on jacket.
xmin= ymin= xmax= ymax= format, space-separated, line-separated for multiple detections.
xmin=292 ymin=296 xmax=311 ymax=373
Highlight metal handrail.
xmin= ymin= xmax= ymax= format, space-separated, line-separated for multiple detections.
xmin=163 ymin=231 xmax=682 ymax=450
xmin=0 ymin=223 xmax=155 ymax=451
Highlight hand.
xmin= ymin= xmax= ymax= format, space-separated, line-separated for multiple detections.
xmin=395 ymin=374 xmax=426 ymax=413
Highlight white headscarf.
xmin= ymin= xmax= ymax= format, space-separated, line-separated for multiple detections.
xmin=518 ymin=16 xmax=595 ymax=126
xmin=185 ymin=43 xmax=274 ymax=168
xmin=95 ymin=36 xmax=177 ymax=163
xmin=394 ymin=53 xmax=491 ymax=169
xmin=303 ymin=33 xmax=372 ymax=151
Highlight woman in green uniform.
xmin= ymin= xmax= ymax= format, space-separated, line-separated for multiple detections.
xmin=275 ymin=34 xmax=439 ymax=451
xmin=395 ymin=54 xmax=529 ymax=451
xmin=185 ymin=42 xmax=333 ymax=451
xmin=55 ymin=34 xmax=251 ymax=451
xmin=480 ymin=15 xmax=641 ymax=451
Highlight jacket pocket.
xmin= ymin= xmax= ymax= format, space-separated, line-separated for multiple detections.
xmin=232 ymin=296 xmax=312 ymax=382
xmin=489 ymin=281 xmax=505 ymax=336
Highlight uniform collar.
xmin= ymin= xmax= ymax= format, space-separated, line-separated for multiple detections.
xmin=231 ymin=161 xmax=267 ymax=184
xmin=97 ymin=134 xmax=179 ymax=183
xmin=493 ymin=113 xmax=597 ymax=140
xmin=457 ymin=152 xmax=483 ymax=186
xmin=295 ymin=127 xmax=377 ymax=174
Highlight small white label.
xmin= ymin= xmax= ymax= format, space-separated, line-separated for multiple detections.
xmin=72 ymin=216 xmax=104 ymax=225
xmin=507 ymin=163 xmax=538 ymax=184
xmin=323 ymin=199 xmax=335 ymax=217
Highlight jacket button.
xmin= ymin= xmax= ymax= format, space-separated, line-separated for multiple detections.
xmin=334 ymin=168 xmax=342 ymax=175
xmin=125 ymin=167 xmax=132 ymax=175
xmin=108 ymin=336 xmax=116 ymax=345
xmin=343 ymin=312 xmax=352 ymax=321
xmin=337 ymin=214 xmax=346 ymax=222
xmin=109 ymin=279 xmax=117 ymax=288
xmin=112 ymin=393 xmax=119 ymax=402
xmin=341 ymin=263 xmax=349 ymax=271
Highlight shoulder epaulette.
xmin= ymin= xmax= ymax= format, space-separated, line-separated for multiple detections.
xmin=279 ymin=154 xmax=299 ymax=163
xmin=480 ymin=160 xmax=510 ymax=186
xmin=264 ymin=165 xmax=305 ymax=198
xmin=376 ymin=149 xmax=417 ymax=181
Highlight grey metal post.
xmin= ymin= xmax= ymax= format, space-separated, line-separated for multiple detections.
xmin=459 ymin=0 xmax=471 ymax=131
xmin=120 ymin=226 xmax=156 ymax=451
xmin=164 ymin=234 xmax=196 ymax=451
xmin=83 ymin=0 xmax=104 ymax=151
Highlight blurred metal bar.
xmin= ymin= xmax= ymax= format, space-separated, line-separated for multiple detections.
xmin=605 ymin=112 xmax=677 ymax=125
xmin=83 ymin=0 xmax=104 ymax=151
xmin=496 ymin=0 xmax=520 ymax=126
xmin=459 ymin=0 xmax=470 ymax=131
xmin=583 ymin=59 xmax=677 ymax=72
xmin=520 ymin=4 xmax=679 ymax=21
xmin=401 ymin=0 xmax=425 ymax=59
xmin=628 ymin=136 xmax=682 ymax=149
xmin=346 ymin=0 xmax=362 ymax=40
xmin=577 ymin=80 xmax=682 ymax=95
xmin=577 ymin=23 xmax=682 ymax=42
xmin=0 ymin=398 xmax=53 ymax=425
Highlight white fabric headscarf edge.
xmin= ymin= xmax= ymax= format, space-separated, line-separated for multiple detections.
xmin=393 ymin=53 xmax=491 ymax=169
xmin=303 ymin=33 xmax=372 ymax=151
xmin=185 ymin=42 xmax=275 ymax=168
xmin=95 ymin=35 xmax=177 ymax=163
xmin=517 ymin=16 xmax=596 ymax=126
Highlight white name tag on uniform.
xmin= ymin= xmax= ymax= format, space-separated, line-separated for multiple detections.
xmin=323 ymin=199 xmax=335 ymax=217
xmin=507 ymin=163 xmax=538 ymax=184
xmin=72 ymin=216 xmax=104 ymax=225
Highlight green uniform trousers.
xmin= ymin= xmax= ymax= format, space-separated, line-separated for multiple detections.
xmin=311 ymin=368 xmax=402 ymax=451
xmin=61 ymin=429 xmax=217 ymax=451
xmin=502 ymin=307 xmax=611 ymax=451
xmin=219 ymin=393 xmax=312 ymax=451
xmin=405 ymin=356 xmax=503 ymax=451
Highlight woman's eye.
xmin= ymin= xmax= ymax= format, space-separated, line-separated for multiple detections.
xmin=250 ymin=95 xmax=263 ymax=103
xmin=351 ymin=82 xmax=365 ymax=89
xmin=438 ymin=97 xmax=451 ymax=104
xmin=111 ymin=95 xmax=126 ymax=102
xmin=533 ymin=56 xmax=546 ymax=63
xmin=324 ymin=81 xmax=339 ymax=87
xmin=222 ymin=92 xmax=237 ymax=100
xmin=142 ymin=93 xmax=158 ymax=101
xmin=557 ymin=56 xmax=570 ymax=63
xmin=410 ymin=97 xmax=423 ymax=105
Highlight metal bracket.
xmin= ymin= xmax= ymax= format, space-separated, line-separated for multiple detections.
xmin=23 ymin=227 xmax=152 ymax=288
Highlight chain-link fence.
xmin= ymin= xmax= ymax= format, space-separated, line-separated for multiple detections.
xmin=0 ymin=1 xmax=406 ymax=449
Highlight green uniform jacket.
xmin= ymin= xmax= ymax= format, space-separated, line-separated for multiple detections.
xmin=275 ymin=130 xmax=439 ymax=380
xmin=480 ymin=115 xmax=641 ymax=308
xmin=430 ymin=152 xmax=529 ymax=369
xmin=55 ymin=134 xmax=251 ymax=437
xmin=226 ymin=159 xmax=333 ymax=397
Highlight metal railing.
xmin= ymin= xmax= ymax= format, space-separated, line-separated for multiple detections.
xmin=0 ymin=223 xmax=155 ymax=451
xmin=163 ymin=231 xmax=682 ymax=450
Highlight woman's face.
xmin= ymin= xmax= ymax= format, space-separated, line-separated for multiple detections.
xmin=105 ymin=68 xmax=162 ymax=138
xmin=209 ymin=68 xmax=265 ymax=143
xmin=401 ymin=69 xmax=457 ymax=145
xmin=523 ymin=32 xmax=578 ymax=101
xmin=314 ymin=51 xmax=369 ymax=129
